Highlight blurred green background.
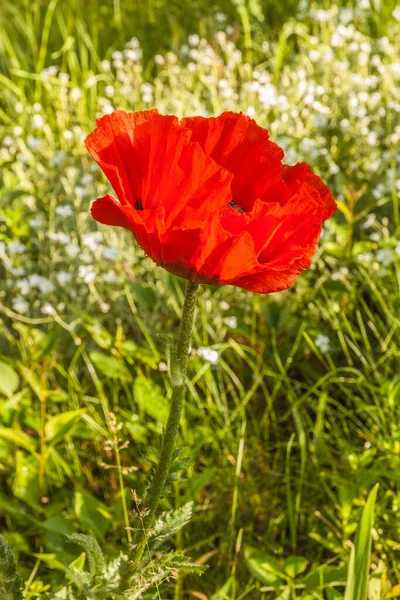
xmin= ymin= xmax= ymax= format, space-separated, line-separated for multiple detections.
xmin=1 ymin=0 xmax=400 ymax=598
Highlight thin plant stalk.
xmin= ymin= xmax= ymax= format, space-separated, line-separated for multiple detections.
xmin=124 ymin=280 xmax=199 ymax=581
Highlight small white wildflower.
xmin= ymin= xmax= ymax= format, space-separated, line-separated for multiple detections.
xmin=13 ymin=126 xmax=23 ymax=136
xmin=125 ymin=48 xmax=142 ymax=62
xmin=16 ymin=280 xmax=30 ymax=295
xmin=396 ymin=244 xmax=400 ymax=256
xmin=82 ymin=231 xmax=102 ymax=251
xmin=55 ymin=204 xmax=74 ymax=217
xmin=56 ymin=271 xmax=72 ymax=285
xmin=225 ymin=316 xmax=237 ymax=328
xmin=126 ymin=37 xmax=140 ymax=49
xmin=364 ymin=213 xmax=376 ymax=228
xmin=188 ymin=34 xmax=200 ymax=46
xmin=102 ymin=271 xmax=118 ymax=283
xmin=315 ymin=334 xmax=331 ymax=353
xmin=15 ymin=102 xmax=24 ymax=113
xmin=32 ymin=103 xmax=42 ymax=112
xmin=65 ymin=243 xmax=80 ymax=258
xmin=63 ymin=130 xmax=73 ymax=141
xmin=70 ymin=87 xmax=83 ymax=101
xmin=364 ymin=441 xmax=372 ymax=449
xmin=59 ymin=72 xmax=70 ymax=83
xmin=27 ymin=136 xmax=42 ymax=150
xmin=85 ymin=75 xmax=97 ymax=88
xmin=332 ymin=267 xmax=349 ymax=281
xmin=357 ymin=252 xmax=374 ymax=263
xmin=370 ymin=232 xmax=380 ymax=242
xmin=29 ymin=215 xmax=45 ymax=228
xmin=339 ymin=8 xmax=353 ymax=24
xmin=102 ymin=247 xmax=120 ymax=260
xmin=12 ymin=297 xmax=29 ymax=314
xmin=42 ymin=303 xmax=55 ymax=315
xmin=48 ymin=232 xmax=71 ymax=244
xmin=8 ymin=241 xmax=25 ymax=254
xmin=29 ymin=274 xmax=55 ymax=294
xmin=197 ymin=346 xmax=219 ymax=364
xmin=31 ymin=114 xmax=44 ymax=129
xmin=100 ymin=60 xmax=111 ymax=71
xmin=393 ymin=6 xmax=400 ymax=20
xmin=9 ymin=267 xmax=26 ymax=277
xmin=154 ymin=54 xmax=165 ymax=65
xmin=220 ymin=301 xmax=230 ymax=311
xmin=81 ymin=173 xmax=94 ymax=185
xmin=104 ymin=85 xmax=115 ymax=98
xmin=52 ymin=151 xmax=67 ymax=165
xmin=3 ymin=136 xmax=13 ymax=147
xmin=376 ymin=249 xmax=395 ymax=266
xmin=158 ymin=361 xmax=168 ymax=372
xmin=79 ymin=264 xmax=96 ymax=283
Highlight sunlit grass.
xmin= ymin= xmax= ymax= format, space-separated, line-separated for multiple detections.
xmin=1 ymin=0 xmax=400 ymax=597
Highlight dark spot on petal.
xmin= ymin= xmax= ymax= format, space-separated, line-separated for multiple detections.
xmin=134 ymin=196 xmax=143 ymax=210
xmin=228 ymin=200 xmax=245 ymax=214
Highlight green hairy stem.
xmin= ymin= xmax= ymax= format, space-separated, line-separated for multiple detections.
xmin=122 ymin=280 xmax=199 ymax=585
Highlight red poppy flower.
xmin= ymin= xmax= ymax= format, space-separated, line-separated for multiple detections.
xmin=85 ymin=110 xmax=336 ymax=293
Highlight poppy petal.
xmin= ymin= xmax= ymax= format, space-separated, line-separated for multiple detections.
xmin=282 ymin=163 xmax=336 ymax=219
xmin=85 ymin=110 xmax=158 ymax=209
xmin=182 ymin=112 xmax=284 ymax=212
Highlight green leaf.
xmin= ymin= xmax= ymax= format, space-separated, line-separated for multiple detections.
xmin=0 ymin=535 xmax=23 ymax=600
xmin=12 ymin=453 xmax=41 ymax=507
xmin=0 ymin=362 xmax=19 ymax=397
xmin=32 ymin=328 xmax=58 ymax=362
xmin=89 ymin=351 xmax=128 ymax=379
xmin=45 ymin=409 xmax=86 ymax=445
xmin=303 ymin=565 xmax=347 ymax=591
xmin=344 ymin=484 xmax=379 ymax=600
xmin=153 ymin=502 xmax=193 ymax=540
xmin=130 ymin=282 xmax=157 ymax=308
xmin=134 ymin=375 xmax=169 ymax=423
xmin=210 ymin=578 xmax=232 ymax=600
xmin=31 ymin=553 xmax=66 ymax=571
xmin=74 ymin=489 xmax=112 ymax=538
xmin=244 ymin=546 xmax=286 ymax=587
xmin=284 ymin=556 xmax=308 ymax=578
xmin=68 ymin=552 xmax=86 ymax=572
xmin=0 ymin=428 xmax=37 ymax=454
xmin=66 ymin=534 xmax=105 ymax=576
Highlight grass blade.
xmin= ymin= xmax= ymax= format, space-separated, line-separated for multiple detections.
xmin=344 ymin=484 xmax=379 ymax=600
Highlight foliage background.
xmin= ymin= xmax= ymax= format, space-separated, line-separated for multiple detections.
xmin=1 ymin=0 xmax=400 ymax=597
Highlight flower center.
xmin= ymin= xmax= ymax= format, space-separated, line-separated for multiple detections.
xmin=228 ymin=200 xmax=245 ymax=214
xmin=134 ymin=196 xmax=143 ymax=210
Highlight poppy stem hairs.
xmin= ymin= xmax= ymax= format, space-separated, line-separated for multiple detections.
xmin=133 ymin=280 xmax=199 ymax=563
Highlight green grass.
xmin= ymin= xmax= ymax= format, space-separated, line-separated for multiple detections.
xmin=1 ymin=0 xmax=400 ymax=597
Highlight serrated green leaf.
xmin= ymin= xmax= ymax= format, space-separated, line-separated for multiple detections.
xmin=66 ymin=534 xmax=105 ymax=576
xmin=0 ymin=535 xmax=23 ymax=600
